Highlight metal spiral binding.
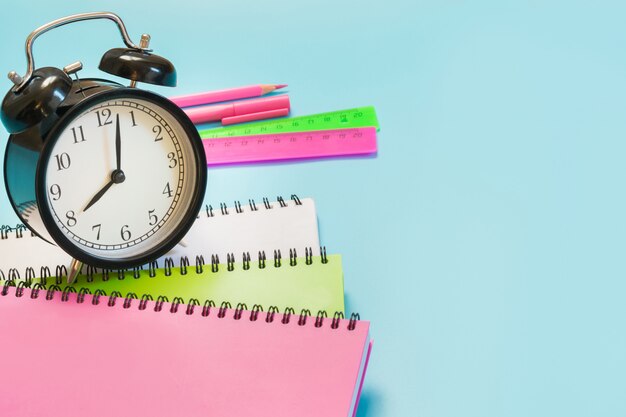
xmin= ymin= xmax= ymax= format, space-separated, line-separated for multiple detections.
xmin=170 ymin=297 xmax=184 ymax=313
xmin=8 ymin=268 xmax=20 ymax=283
xmin=92 ymin=289 xmax=106 ymax=305
xmin=149 ymin=261 xmax=158 ymax=277
xmin=1 ymin=283 xmax=361 ymax=330
xmin=133 ymin=265 xmax=143 ymax=279
xmin=218 ymin=301 xmax=231 ymax=318
xmin=331 ymin=312 xmax=345 ymax=329
xmin=315 ymin=311 xmax=328 ymax=328
xmin=164 ymin=258 xmax=174 ymax=276
xmin=186 ymin=298 xmax=200 ymax=315
xmin=15 ymin=281 xmax=26 ymax=297
xmin=202 ymin=299 xmax=215 ymax=316
xmin=108 ymin=291 xmax=122 ymax=306
xmin=0 ymin=195 xmax=304 ymax=248
xmin=61 ymin=286 xmax=76 ymax=301
xmin=242 ymin=252 xmax=251 ymax=270
xmin=282 ymin=307 xmax=295 ymax=324
xmin=291 ymin=195 xmax=302 ymax=205
xmin=31 ymin=283 xmax=44 ymax=299
xmin=199 ymin=194 xmax=304 ymax=217
xmin=154 ymin=295 xmax=168 ymax=312
xmin=234 ymin=303 xmax=247 ymax=320
xmin=25 ymin=267 xmax=36 ymax=286
xmin=266 ymin=306 xmax=279 ymax=323
xmin=195 ymin=255 xmax=205 ymax=273
xmin=77 ymin=287 xmax=91 ymax=303
xmin=55 ymin=265 xmax=67 ymax=285
xmin=138 ymin=294 xmax=153 ymax=310
xmin=123 ymin=292 xmax=137 ymax=308
xmin=0 ymin=246 xmax=331 ymax=290
xmin=250 ymin=304 xmax=263 ymax=321
xmin=227 ymin=254 xmax=235 ymax=271
xmin=180 ymin=256 xmax=189 ymax=275
xmin=46 ymin=284 xmax=61 ymax=300
xmin=0 ymin=224 xmax=29 ymax=240
xmin=211 ymin=255 xmax=219 ymax=272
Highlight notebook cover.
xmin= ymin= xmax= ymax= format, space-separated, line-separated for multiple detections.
xmin=54 ymin=254 xmax=345 ymax=313
xmin=0 ymin=285 xmax=370 ymax=417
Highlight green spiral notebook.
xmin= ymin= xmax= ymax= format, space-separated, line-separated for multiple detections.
xmin=24 ymin=254 xmax=344 ymax=314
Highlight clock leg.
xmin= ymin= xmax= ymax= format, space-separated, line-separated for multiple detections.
xmin=67 ymin=258 xmax=83 ymax=284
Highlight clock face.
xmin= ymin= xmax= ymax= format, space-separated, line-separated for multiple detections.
xmin=38 ymin=90 xmax=206 ymax=266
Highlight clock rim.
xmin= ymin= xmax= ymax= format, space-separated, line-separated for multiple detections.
xmin=35 ymin=88 xmax=207 ymax=269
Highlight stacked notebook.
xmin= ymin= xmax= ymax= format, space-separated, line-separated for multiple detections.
xmin=0 ymin=195 xmax=372 ymax=417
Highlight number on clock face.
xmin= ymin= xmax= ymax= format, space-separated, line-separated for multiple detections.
xmin=44 ymin=98 xmax=196 ymax=259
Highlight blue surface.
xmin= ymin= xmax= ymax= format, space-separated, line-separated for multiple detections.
xmin=2 ymin=1 xmax=626 ymax=416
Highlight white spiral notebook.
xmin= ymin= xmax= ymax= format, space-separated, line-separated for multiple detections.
xmin=0 ymin=195 xmax=319 ymax=278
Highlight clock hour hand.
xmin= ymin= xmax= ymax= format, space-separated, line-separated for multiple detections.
xmin=83 ymin=170 xmax=126 ymax=212
xmin=83 ymin=179 xmax=114 ymax=213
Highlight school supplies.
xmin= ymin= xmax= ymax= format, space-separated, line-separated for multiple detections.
xmin=203 ymin=127 xmax=377 ymax=166
xmin=199 ymin=106 xmax=379 ymax=138
xmin=183 ymin=95 xmax=290 ymax=125
xmin=0 ymin=195 xmax=319 ymax=280
xmin=0 ymin=284 xmax=372 ymax=417
xmin=22 ymin=254 xmax=345 ymax=314
xmin=170 ymin=84 xmax=287 ymax=108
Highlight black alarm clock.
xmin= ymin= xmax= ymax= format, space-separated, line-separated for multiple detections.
xmin=0 ymin=12 xmax=207 ymax=281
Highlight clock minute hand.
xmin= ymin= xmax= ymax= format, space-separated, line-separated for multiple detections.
xmin=115 ymin=113 xmax=121 ymax=171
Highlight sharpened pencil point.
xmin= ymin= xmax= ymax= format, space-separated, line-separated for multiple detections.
xmin=275 ymin=84 xmax=288 ymax=89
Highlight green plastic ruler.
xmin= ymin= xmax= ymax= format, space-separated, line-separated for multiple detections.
xmin=199 ymin=106 xmax=379 ymax=139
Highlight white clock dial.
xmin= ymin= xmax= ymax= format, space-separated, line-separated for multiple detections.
xmin=43 ymin=97 xmax=200 ymax=261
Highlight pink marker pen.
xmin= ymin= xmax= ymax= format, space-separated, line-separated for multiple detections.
xmin=183 ymin=95 xmax=290 ymax=125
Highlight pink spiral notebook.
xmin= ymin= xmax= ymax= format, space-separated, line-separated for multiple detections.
xmin=0 ymin=284 xmax=372 ymax=417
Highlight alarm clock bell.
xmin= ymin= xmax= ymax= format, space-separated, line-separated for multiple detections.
xmin=0 ymin=12 xmax=206 ymax=283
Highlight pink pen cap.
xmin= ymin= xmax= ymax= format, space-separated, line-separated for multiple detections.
xmin=184 ymin=95 xmax=290 ymax=124
xmin=222 ymin=108 xmax=290 ymax=125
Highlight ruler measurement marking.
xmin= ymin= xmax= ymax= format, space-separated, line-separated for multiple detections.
xmin=202 ymin=127 xmax=377 ymax=166
xmin=199 ymin=106 xmax=378 ymax=139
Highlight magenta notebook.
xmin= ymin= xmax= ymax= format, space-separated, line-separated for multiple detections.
xmin=0 ymin=284 xmax=372 ymax=417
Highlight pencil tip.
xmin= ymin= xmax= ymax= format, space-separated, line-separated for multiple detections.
xmin=275 ymin=84 xmax=288 ymax=89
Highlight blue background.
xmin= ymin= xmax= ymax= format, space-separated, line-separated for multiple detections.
xmin=2 ymin=1 xmax=625 ymax=416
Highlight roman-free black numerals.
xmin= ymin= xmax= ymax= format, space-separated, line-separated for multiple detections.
xmin=96 ymin=108 xmax=113 ymax=127
xmin=153 ymin=125 xmax=163 ymax=141
xmin=148 ymin=209 xmax=158 ymax=226
xmin=65 ymin=210 xmax=77 ymax=227
xmin=49 ymin=184 xmax=61 ymax=200
xmin=54 ymin=153 xmax=71 ymax=171
xmin=167 ymin=152 xmax=177 ymax=168
xmin=71 ymin=126 xmax=85 ymax=143
xmin=92 ymin=224 xmax=102 ymax=240
xmin=43 ymin=93 xmax=196 ymax=261
xmin=163 ymin=182 xmax=173 ymax=198
xmin=121 ymin=225 xmax=132 ymax=241
xmin=129 ymin=110 xmax=138 ymax=127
